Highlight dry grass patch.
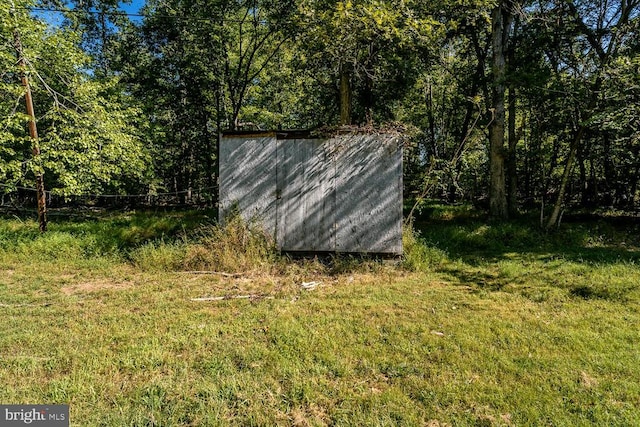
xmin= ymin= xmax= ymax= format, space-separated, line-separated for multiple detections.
xmin=579 ymin=370 xmax=599 ymax=389
xmin=2 ymin=210 xmax=640 ymax=425
xmin=183 ymin=214 xmax=278 ymax=274
xmin=60 ymin=279 xmax=133 ymax=295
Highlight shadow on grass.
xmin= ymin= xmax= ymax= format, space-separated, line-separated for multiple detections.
xmin=411 ymin=207 xmax=640 ymax=302
xmin=413 ymin=212 xmax=640 ymax=265
xmin=0 ymin=208 xmax=217 ymax=256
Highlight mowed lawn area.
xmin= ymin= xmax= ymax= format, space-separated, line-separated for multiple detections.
xmin=1 ymin=208 xmax=639 ymax=426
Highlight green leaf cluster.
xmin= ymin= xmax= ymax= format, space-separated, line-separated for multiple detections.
xmin=0 ymin=0 xmax=151 ymax=197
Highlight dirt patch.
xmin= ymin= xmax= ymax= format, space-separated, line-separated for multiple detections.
xmin=580 ymin=371 xmax=598 ymax=388
xmin=290 ymin=409 xmax=309 ymax=427
xmin=61 ymin=280 xmax=132 ymax=295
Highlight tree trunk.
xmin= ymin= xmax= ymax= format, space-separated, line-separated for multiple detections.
xmin=630 ymin=158 xmax=640 ymax=209
xmin=545 ymin=126 xmax=584 ymax=229
xmin=426 ymin=78 xmax=437 ymax=158
xmin=546 ymin=71 xmax=605 ymax=229
xmin=488 ymin=3 xmax=511 ymax=219
xmin=578 ymin=143 xmax=589 ymax=207
xmin=214 ymin=81 xmax=223 ymax=208
xmin=14 ymin=28 xmax=46 ymax=232
xmin=506 ymin=17 xmax=520 ymax=215
xmin=602 ymin=133 xmax=615 ymax=204
xmin=507 ymin=84 xmax=518 ymax=215
xmin=339 ymin=63 xmax=352 ymax=126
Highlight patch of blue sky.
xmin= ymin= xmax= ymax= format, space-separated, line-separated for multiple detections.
xmin=31 ymin=0 xmax=146 ymax=28
xmin=119 ymin=0 xmax=145 ymax=22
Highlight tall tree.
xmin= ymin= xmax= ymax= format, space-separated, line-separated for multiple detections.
xmin=488 ymin=0 xmax=513 ymax=219
xmin=295 ymin=0 xmax=438 ymax=126
xmin=118 ymin=0 xmax=295 ymax=202
xmin=1 ymin=0 xmax=151 ymax=203
xmin=544 ymin=0 xmax=639 ymax=228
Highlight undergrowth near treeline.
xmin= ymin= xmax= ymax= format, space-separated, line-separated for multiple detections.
xmin=1 ymin=207 xmax=638 ymax=303
xmin=1 ymin=207 xmax=640 ymax=425
xmin=0 ymin=209 xmax=392 ymax=275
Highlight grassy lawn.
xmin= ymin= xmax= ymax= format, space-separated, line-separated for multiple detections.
xmin=1 ymin=208 xmax=639 ymax=425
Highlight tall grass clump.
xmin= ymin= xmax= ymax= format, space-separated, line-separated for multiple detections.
xmin=129 ymin=240 xmax=187 ymax=272
xmin=401 ymin=224 xmax=447 ymax=272
xmin=183 ymin=214 xmax=279 ymax=273
xmin=0 ymin=219 xmax=118 ymax=262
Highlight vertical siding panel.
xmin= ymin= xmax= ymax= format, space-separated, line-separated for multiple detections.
xmin=277 ymin=139 xmax=335 ymax=251
xmin=335 ymin=135 xmax=403 ymax=253
xmin=219 ymin=136 xmax=278 ymax=237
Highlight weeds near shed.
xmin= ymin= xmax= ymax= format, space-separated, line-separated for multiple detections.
xmin=130 ymin=240 xmax=187 ymax=272
xmin=2 ymin=207 xmax=640 ymax=425
xmin=401 ymin=225 xmax=447 ymax=272
xmin=183 ymin=214 xmax=279 ymax=274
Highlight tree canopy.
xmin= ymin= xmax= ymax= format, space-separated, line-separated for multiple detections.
xmin=1 ymin=0 xmax=150 ymax=199
xmin=1 ymin=0 xmax=639 ymax=221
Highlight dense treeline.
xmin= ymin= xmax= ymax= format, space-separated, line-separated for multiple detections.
xmin=1 ymin=0 xmax=639 ymax=225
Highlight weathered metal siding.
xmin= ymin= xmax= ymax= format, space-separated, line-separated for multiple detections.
xmin=276 ymin=138 xmax=336 ymax=251
xmin=334 ymin=135 xmax=403 ymax=254
xmin=219 ymin=135 xmax=277 ymax=234
xmin=219 ymin=133 xmax=403 ymax=254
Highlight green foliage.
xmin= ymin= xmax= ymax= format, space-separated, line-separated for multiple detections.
xmin=294 ymin=0 xmax=443 ymax=125
xmin=1 ymin=208 xmax=640 ymax=425
xmin=401 ymin=224 xmax=447 ymax=271
xmin=40 ymin=79 xmax=151 ymax=196
xmin=2 ymin=0 xmax=638 ymax=216
xmin=0 ymin=0 xmax=152 ymax=197
xmin=115 ymin=0 xmax=298 ymax=199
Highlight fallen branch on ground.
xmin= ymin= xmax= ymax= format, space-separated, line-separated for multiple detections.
xmin=300 ymin=281 xmax=320 ymax=290
xmin=0 ymin=302 xmax=51 ymax=307
xmin=181 ymin=271 xmax=243 ymax=277
xmin=190 ymin=295 xmax=274 ymax=302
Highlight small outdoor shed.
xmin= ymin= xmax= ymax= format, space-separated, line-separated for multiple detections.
xmin=219 ymin=130 xmax=403 ymax=255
